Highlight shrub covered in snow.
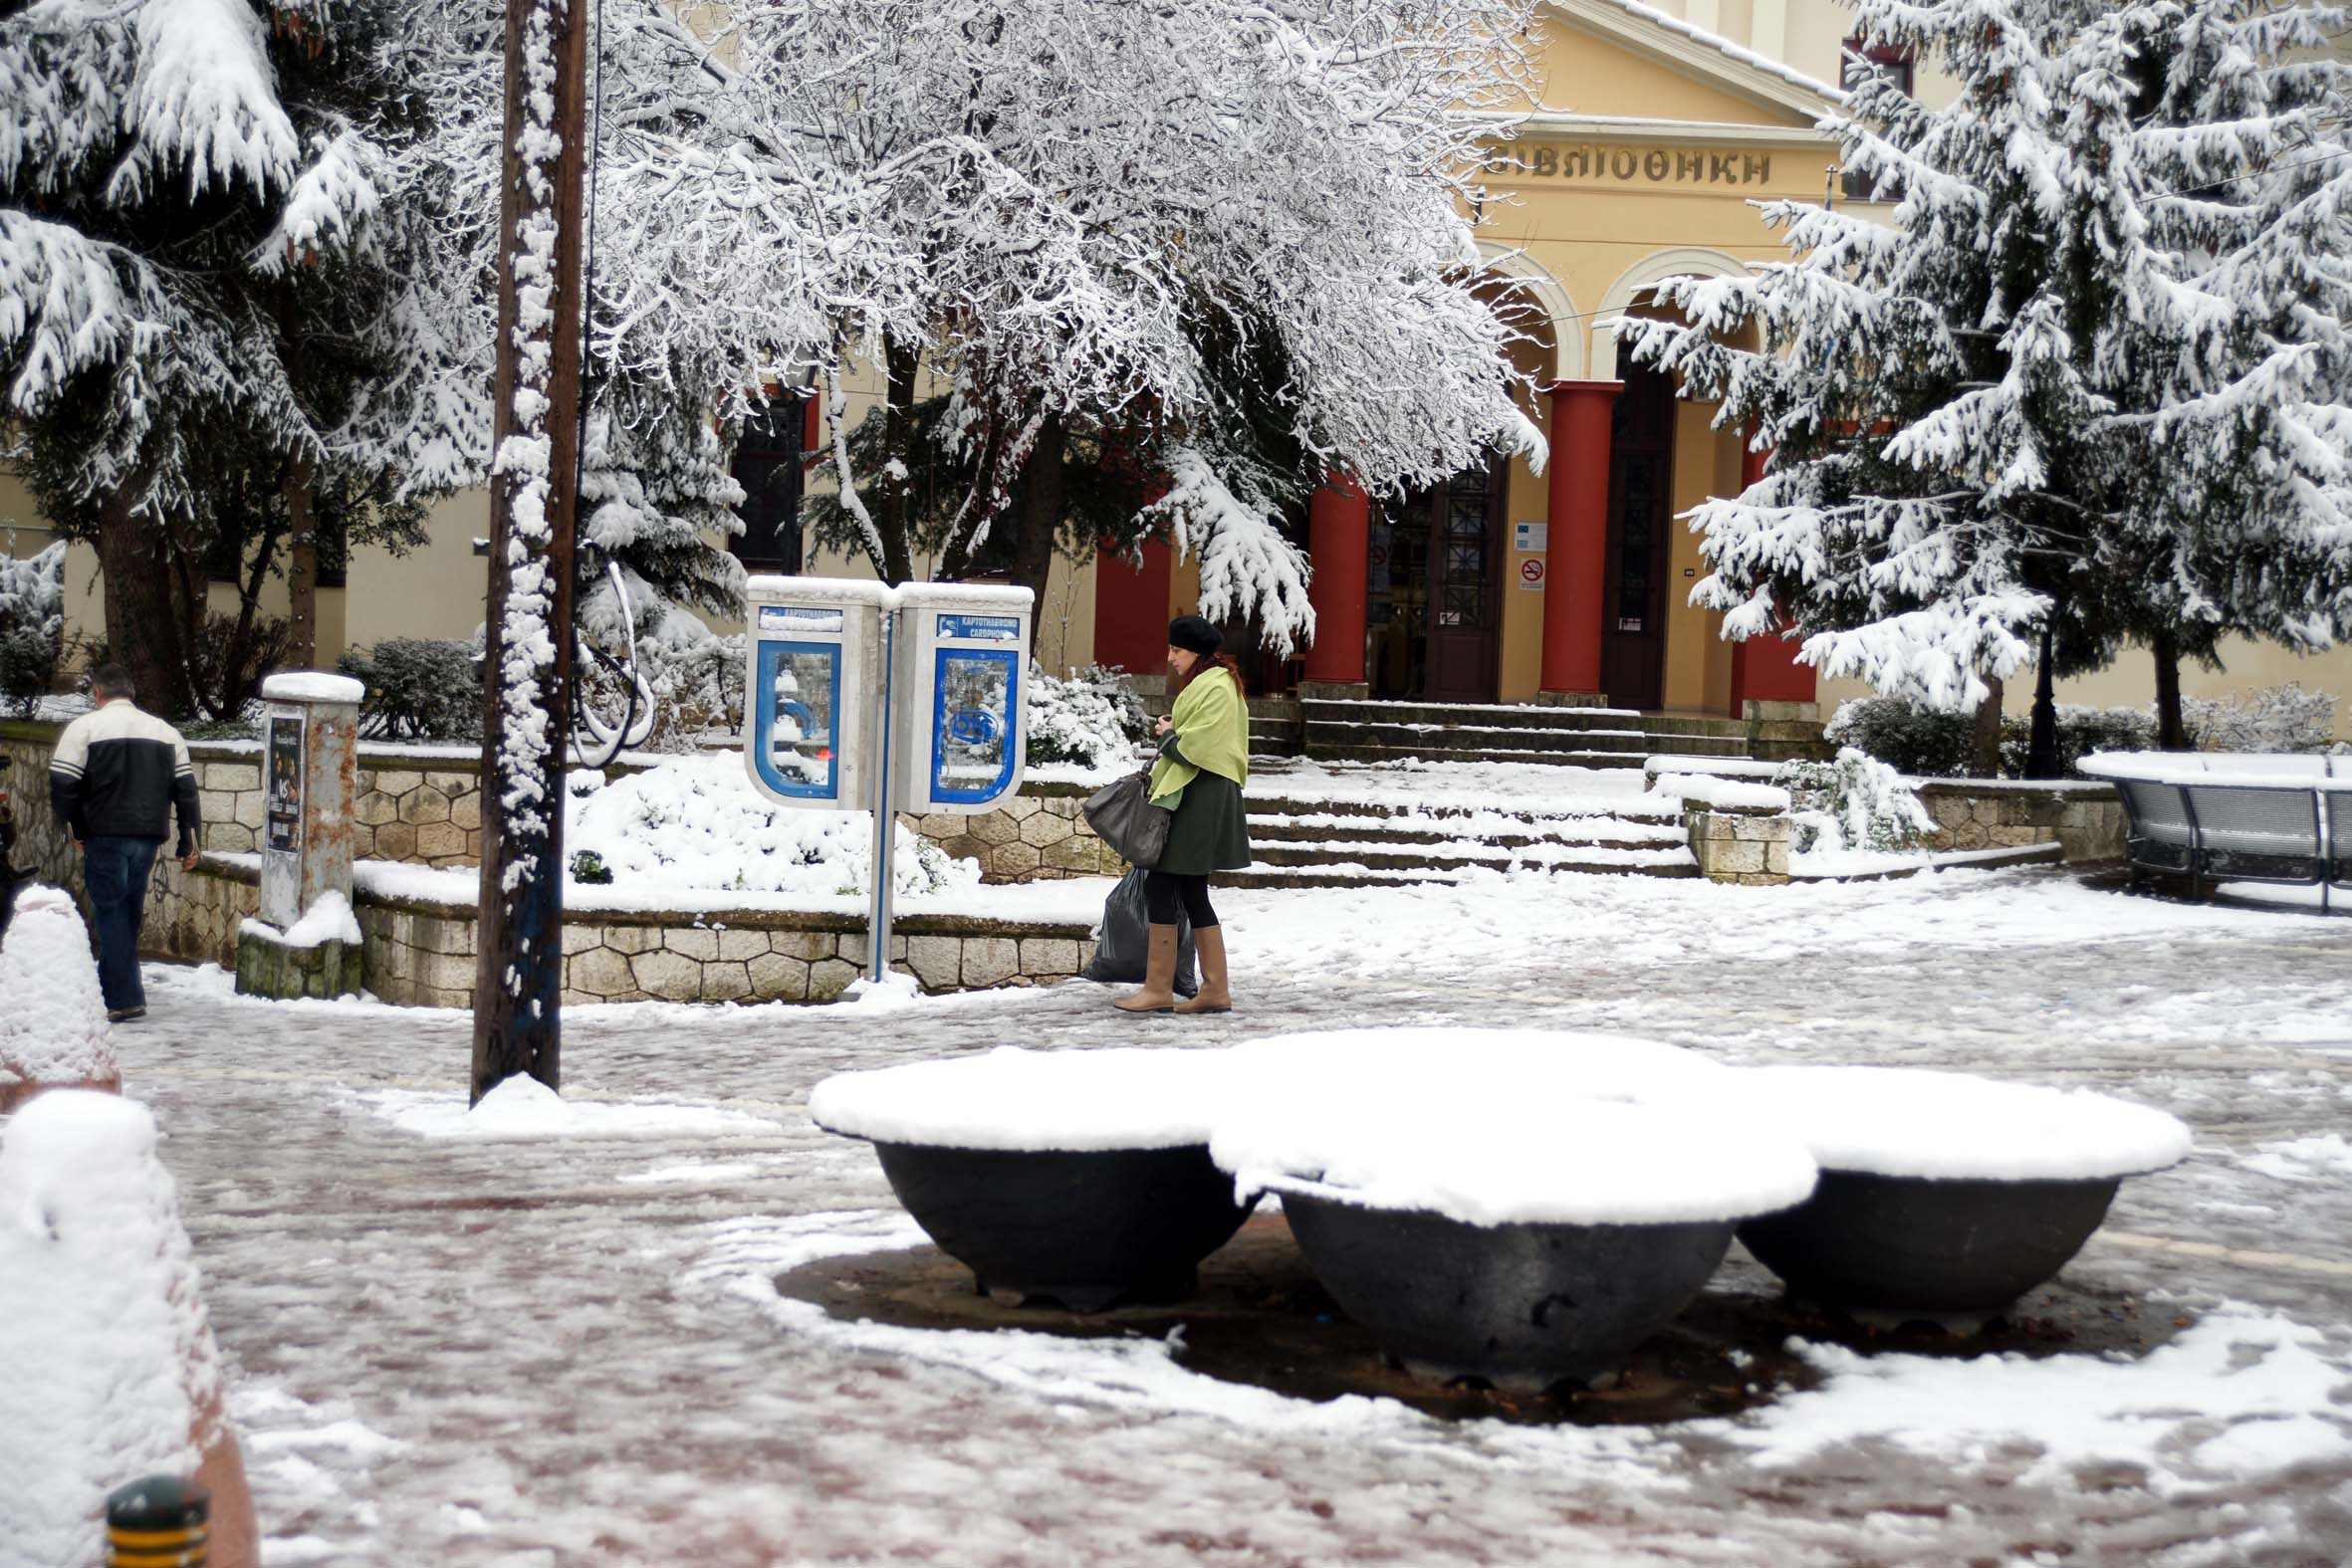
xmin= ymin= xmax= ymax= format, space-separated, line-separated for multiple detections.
xmin=2183 ymin=684 xmax=2344 ymax=755
xmin=0 ymin=541 xmax=67 ymax=720
xmin=1828 ymin=695 xmax=2162 ymax=779
xmin=1776 ymin=749 xmax=1934 ymax=856
xmin=566 ymin=755 xmax=976 ymax=898
xmin=0 ymin=885 xmax=118 ymax=1111
xmin=1824 ymin=696 xmax=1981 ymax=779
xmin=338 ymin=638 xmax=482 ymax=742
xmin=621 ymin=634 xmax=746 ymax=753
xmin=1998 ymin=706 xmax=2159 ymax=778
xmin=0 ymin=1092 xmax=233 ymax=1566
xmin=1027 ymin=664 xmax=1150 ymax=771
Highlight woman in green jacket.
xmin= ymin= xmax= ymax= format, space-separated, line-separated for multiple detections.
xmin=1116 ymin=615 xmax=1252 ymax=1015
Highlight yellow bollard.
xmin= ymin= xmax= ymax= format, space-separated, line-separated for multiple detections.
xmin=106 ymin=1474 xmax=210 ymax=1567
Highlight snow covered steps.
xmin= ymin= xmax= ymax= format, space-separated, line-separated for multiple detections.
xmin=1231 ymin=795 xmax=1698 ymax=888
xmin=1296 ymin=699 xmax=1762 ymax=770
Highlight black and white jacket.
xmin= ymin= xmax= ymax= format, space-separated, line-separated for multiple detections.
xmin=49 ymin=700 xmax=202 ymax=854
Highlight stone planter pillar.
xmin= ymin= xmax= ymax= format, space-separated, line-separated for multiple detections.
xmin=235 ymin=673 xmax=364 ymax=1001
xmin=1686 ymin=803 xmax=1792 ymax=885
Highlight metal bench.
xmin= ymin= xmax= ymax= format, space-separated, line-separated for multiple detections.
xmin=2080 ymin=753 xmax=2347 ymax=913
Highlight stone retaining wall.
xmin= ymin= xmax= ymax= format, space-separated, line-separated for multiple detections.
xmin=11 ymin=725 xmax=1117 ymax=884
xmin=12 ymin=727 xmax=1097 ymax=1004
xmin=144 ymin=857 xmax=1096 ymax=1008
xmin=913 ymin=782 xmax=1124 ymax=883
xmin=1913 ymin=781 xmax=2125 ymax=863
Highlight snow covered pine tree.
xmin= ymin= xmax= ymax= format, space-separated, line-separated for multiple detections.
xmin=0 ymin=0 xmax=469 ymax=714
xmin=1617 ymin=0 xmax=2352 ymax=775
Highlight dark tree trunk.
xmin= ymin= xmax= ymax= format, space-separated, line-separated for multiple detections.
xmin=93 ymin=483 xmax=195 ymax=719
xmin=874 ymin=339 xmax=921 ymax=585
xmin=1971 ymin=674 xmax=2004 ymax=779
xmin=1009 ymin=412 xmax=1064 ymax=658
xmin=2024 ymin=622 xmax=2060 ymax=780
xmin=2152 ymin=630 xmax=2191 ymax=750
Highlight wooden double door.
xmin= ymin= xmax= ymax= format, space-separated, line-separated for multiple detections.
xmin=1367 ymin=457 xmax=1505 ymax=704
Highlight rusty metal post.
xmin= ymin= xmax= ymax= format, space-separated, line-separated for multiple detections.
xmin=473 ymin=0 xmax=591 ymax=1101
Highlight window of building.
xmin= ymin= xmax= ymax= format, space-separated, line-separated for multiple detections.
xmin=729 ymin=395 xmax=809 ymax=573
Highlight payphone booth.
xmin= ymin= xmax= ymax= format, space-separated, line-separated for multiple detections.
xmin=894 ymin=583 xmax=1032 ymax=816
xmin=741 ymin=576 xmax=889 ymax=810
xmin=740 ymin=576 xmax=1033 ymax=990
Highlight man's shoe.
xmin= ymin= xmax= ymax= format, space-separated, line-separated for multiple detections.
xmin=106 ymin=1006 xmax=145 ymax=1023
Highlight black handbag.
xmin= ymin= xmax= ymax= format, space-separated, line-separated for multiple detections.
xmin=1082 ymin=768 xmax=1174 ymax=868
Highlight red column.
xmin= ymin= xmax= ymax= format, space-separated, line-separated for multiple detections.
xmin=1301 ymin=476 xmax=1370 ymax=691
xmin=1727 ymin=437 xmax=1816 ymax=713
xmin=1541 ymin=380 xmax=1620 ymax=700
xmin=1093 ymin=537 xmax=1174 ymax=676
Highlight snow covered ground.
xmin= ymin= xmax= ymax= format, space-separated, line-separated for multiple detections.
xmin=81 ymin=861 xmax=2352 ymax=1563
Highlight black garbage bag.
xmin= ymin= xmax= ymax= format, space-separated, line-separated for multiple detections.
xmin=1080 ymin=867 xmax=1199 ymax=998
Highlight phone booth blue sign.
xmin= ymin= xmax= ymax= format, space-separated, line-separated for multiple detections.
xmin=741 ymin=577 xmax=888 ymax=810
xmin=894 ymin=584 xmax=1032 ymax=815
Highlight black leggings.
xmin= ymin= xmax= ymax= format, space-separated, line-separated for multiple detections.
xmin=1143 ymin=871 xmax=1219 ymax=930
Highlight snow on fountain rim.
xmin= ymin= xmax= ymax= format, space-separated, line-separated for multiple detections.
xmin=1209 ymin=1028 xmax=1812 ymax=1228
xmin=1743 ymin=1066 xmax=2193 ymax=1180
xmin=1228 ymin=1026 xmax=1733 ymax=1101
xmin=809 ymin=1046 xmax=1237 ymax=1152
xmin=1213 ymin=1094 xmax=1817 ymax=1229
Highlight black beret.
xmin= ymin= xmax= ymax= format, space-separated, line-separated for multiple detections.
xmin=1167 ymin=615 xmax=1223 ymax=655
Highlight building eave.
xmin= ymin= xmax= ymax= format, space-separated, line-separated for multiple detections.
xmin=1542 ymin=0 xmax=1845 ymax=121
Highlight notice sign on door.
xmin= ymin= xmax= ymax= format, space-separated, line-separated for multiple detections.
xmin=1518 ymin=557 xmax=1546 ymax=591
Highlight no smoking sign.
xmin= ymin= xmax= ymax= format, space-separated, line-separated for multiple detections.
xmin=1518 ymin=557 xmax=1546 ymax=590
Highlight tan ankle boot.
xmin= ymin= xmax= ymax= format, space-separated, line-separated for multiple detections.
xmin=1113 ymin=924 xmax=1180 ymax=1012
xmin=1175 ymin=926 xmax=1232 ymax=1014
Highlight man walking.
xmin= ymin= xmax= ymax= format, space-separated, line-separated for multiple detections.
xmin=48 ymin=665 xmax=202 ymax=1021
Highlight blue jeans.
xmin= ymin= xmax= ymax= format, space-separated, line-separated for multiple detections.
xmin=84 ymin=835 xmax=160 ymax=1011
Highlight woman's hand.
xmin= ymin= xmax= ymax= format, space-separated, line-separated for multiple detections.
xmin=1153 ymin=715 xmax=1173 ymax=737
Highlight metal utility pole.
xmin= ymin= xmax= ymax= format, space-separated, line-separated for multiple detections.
xmin=473 ymin=0 xmax=590 ymax=1103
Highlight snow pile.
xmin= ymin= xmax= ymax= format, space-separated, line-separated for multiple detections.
xmin=380 ymin=1075 xmax=779 ymax=1141
xmin=811 ymin=1046 xmax=1239 ymax=1152
xmin=1645 ymin=773 xmax=1791 ymax=811
xmin=0 ymin=1092 xmax=226 ymax=1566
xmin=1742 ymin=1067 xmax=2192 ymax=1181
xmin=1722 ymin=1306 xmax=2351 ymax=1489
xmin=1026 ymin=665 xmax=1147 ymax=774
xmin=2079 ymin=752 xmax=2343 ymax=787
xmin=0 ymin=884 xmax=118 ymax=1106
xmin=261 ymin=671 xmax=365 ymax=705
xmin=2241 ymin=1133 xmax=2352 ymax=1183
xmin=1778 ymin=749 xmax=1936 ymax=857
xmin=241 ymin=890 xmax=362 ymax=950
xmin=1209 ymin=1029 xmax=1813 ymax=1228
xmin=566 ymin=754 xmax=977 ymax=898
xmin=836 ymin=972 xmax=922 ymax=1010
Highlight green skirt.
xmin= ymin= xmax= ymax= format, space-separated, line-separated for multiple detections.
xmin=1158 ymin=771 xmax=1253 ymax=874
